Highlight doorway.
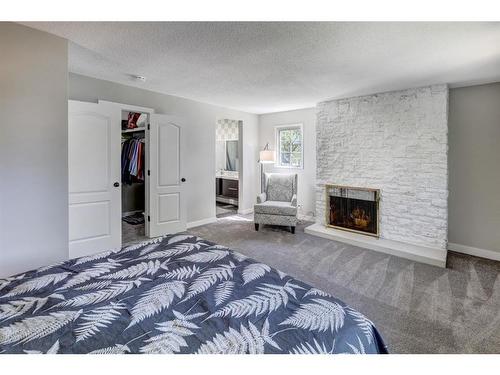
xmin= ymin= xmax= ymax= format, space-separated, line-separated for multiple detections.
xmin=99 ymin=101 xmax=155 ymax=247
xmin=120 ymin=109 xmax=149 ymax=246
xmin=215 ymin=119 xmax=242 ymax=218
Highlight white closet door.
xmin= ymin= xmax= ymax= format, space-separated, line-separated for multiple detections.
xmin=68 ymin=101 xmax=121 ymax=258
xmin=148 ymin=114 xmax=186 ymax=237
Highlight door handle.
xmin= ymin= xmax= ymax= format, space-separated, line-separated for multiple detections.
xmin=113 ymin=182 xmax=120 ymax=187
xmin=181 ymin=178 xmax=186 ymax=182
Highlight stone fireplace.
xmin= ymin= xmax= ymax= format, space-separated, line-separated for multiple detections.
xmin=326 ymin=185 xmax=379 ymax=237
xmin=305 ymin=84 xmax=449 ymax=267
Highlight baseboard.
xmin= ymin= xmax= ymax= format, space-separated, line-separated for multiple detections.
xmin=237 ymin=208 xmax=254 ymax=215
xmin=304 ymin=223 xmax=447 ymax=268
xmin=186 ymin=217 xmax=217 ymax=229
xmin=298 ymin=214 xmax=315 ymax=222
xmin=448 ymin=242 xmax=500 ymax=262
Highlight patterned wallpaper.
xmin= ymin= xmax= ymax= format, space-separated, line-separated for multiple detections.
xmin=216 ymin=119 xmax=239 ymax=141
xmin=215 ymin=119 xmax=239 ymax=173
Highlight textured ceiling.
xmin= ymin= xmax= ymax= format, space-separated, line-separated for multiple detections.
xmin=23 ymin=22 xmax=500 ymax=114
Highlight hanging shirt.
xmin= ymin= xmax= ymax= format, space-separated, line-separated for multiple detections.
xmin=121 ymin=138 xmax=145 ymax=184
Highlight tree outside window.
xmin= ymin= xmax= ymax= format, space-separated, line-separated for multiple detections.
xmin=276 ymin=125 xmax=303 ymax=168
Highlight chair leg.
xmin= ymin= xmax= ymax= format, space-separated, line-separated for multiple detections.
xmin=291 ymin=226 xmax=295 ymax=234
xmin=255 ymin=223 xmax=259 ymax=231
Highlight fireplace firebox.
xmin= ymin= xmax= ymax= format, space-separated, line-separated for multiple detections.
xmin=325 ymin=184 xmax=380 ymax=237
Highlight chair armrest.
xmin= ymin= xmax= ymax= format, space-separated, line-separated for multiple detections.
xmin=291 ymin=194 xmax=297 ymax=207
xmin=257 ymin=192 xmax=267 ymax=204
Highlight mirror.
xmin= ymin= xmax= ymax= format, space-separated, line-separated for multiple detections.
xmin=226 ymin=140 xmax=239 ymax=171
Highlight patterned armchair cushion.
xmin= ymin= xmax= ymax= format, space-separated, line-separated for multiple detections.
xmin=265 ymin=173 xmax=297 ymax=202
xmin=254 ymin=201 xmax=298 ymax=216
xmin=254 ymin=212 xmax=297 ymax=226
xmin=257 ymin=192 xmax=267 ymax=204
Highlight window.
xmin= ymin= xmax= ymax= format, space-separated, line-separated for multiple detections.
xmin=276 ymin=124 xmax=303 ymax=168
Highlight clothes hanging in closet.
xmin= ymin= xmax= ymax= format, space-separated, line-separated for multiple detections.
xmin=121 ymin=138 xmax=145 ymax=184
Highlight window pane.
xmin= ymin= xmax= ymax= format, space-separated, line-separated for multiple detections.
xmin=289 ymin=129 xmax=300 ymax=144
xmin=280 ymin=138 xmax=290 ymax=152
xmin=291 ymin=140 xmax=301 ymax=152
xmin=291 ymin=152 xmax=302 ymax=167
xmin=281 ymin=152 xmax=291 ymax=165
xmin=280 ymin=130 xmax=291 ymax=151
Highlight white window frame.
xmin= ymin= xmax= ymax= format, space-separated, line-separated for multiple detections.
xmin=275 ymin=123 xmax=304 ymax=169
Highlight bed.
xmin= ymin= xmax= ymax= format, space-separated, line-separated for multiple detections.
xmin=0 ymin=234 xmax=388 ymax=354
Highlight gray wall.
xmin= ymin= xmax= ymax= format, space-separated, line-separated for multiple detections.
xmin=122 ymin=184 xmax=145 ymax=214
xmin=68 ymin=73 xmax=259 ymax=223
xmin=0 ymin=23 xmax=68 ymax=278
xmin=258 ymin=108 xmax=317 ymax=219
xmin=449 ymin=83 xmax=500 ymax=253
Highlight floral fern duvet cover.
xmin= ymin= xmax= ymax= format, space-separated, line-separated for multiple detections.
xmin=0 ymin=234 xmax=388 ymax=354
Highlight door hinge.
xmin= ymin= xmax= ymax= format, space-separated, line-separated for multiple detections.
xmin=147 ymin=170 xmax=150 ymax=176
xmin=147 ymin=124 xmax=150 ymax=130
xmin=147 ymin=215 xmax=150 ymax=222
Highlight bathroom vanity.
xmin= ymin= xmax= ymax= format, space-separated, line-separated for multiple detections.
xmin=216 ymin=173 xmax=239 ymax=206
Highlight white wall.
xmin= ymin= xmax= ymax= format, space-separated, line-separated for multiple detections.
xmin=0 ymin=23 xmax=69 ymax=278
xmin=316 ymin=85 xmax=449 ymax=250
xmin=258 ymin=108 xmax=317 ymax=219
xmin=68 ymin=73 xmax=259 ymax=225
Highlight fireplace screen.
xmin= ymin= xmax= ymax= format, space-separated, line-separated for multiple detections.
xmin=326 ymin=185 xmax=379 ymax=237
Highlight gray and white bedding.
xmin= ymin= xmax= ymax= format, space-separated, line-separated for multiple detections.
xmin=0 ymin=234 xmax=388 ymax=354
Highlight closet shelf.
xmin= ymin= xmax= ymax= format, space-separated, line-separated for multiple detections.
xmin=122 ymin=127 xmax=146 ymax=133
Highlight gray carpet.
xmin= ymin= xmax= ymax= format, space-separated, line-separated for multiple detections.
xmin=122 ymin=220 xmax=147 ymax=246
xmin=189 ymin=214 xmax=500 ymax=354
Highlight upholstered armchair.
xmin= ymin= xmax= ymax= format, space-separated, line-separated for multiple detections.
xmin=254 ymin=173 xmax=298 ymax=233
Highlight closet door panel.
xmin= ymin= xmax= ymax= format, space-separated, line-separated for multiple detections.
xmin=149 ymin=115 xmax=186 ymax=237
xmin=69 ymin=201 xmax=110 ymax=241
xmin=69 ymin=114 xmax=109 ymax=193
xmin=158 ymin=124 xmax=180 ymax=186
xmin=68 ymin=101 xmax=121 ymax=259
xmin=158 ymin=193 xmax=180 ymax=223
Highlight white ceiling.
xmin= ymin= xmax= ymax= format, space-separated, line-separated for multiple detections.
xmin=23 ymin=22 xmax=500 ymax=114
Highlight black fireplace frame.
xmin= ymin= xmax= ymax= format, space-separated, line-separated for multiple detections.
xmin=325 ymin=184 xmax=380 ymax=237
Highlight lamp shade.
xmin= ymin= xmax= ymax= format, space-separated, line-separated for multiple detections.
xmin=259 ymin=150 xmax=275 ymax=164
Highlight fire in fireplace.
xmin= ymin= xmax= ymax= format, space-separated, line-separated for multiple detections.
xmin=325 ymin=185 xmax=380 ymax=237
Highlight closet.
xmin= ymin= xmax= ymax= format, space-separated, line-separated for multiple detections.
xmin=68 ymin=100 xmax=187 ymax=259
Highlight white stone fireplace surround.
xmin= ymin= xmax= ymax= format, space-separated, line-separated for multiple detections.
xmin=305 ymin=85 xmax=449 ymax=267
